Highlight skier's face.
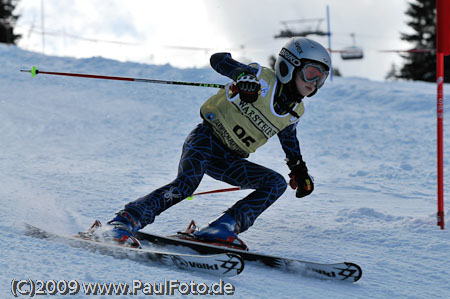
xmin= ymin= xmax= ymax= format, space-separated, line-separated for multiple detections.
xmin=294 ymin=70 xmax=317 ymax=97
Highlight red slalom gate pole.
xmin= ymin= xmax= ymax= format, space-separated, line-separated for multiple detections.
xmin=437 ymin=52 xmax=445 ymax=230
xmin=20 ymin=66 xmax=225 ymax=89
xmin=436 ymin=0 xmax=449 ymax=230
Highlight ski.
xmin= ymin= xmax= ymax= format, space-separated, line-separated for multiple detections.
xmin=23 ymin=223 xmax=244 ymax=277
xmin=135 ymin=231 xmax=362 ymax=282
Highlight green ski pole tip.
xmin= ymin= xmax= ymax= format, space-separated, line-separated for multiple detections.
xmin=31 ymin=66 xmax=37 ymax=77
xmin=186 ymin=196 xmax=194 ymax=200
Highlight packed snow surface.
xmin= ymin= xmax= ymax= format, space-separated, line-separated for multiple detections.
xmin=1 ymin=44 xmax=450 ymax=298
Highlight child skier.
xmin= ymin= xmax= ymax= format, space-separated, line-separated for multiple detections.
xmin=99 ymin=37 xmax=331 ymax=249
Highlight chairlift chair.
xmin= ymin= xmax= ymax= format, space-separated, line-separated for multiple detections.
xmin=340 ymin=33 xmax=364 ymax=60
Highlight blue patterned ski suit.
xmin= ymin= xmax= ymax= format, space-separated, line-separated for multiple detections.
xmin=123 ymin=53 xmax=303 ymax=233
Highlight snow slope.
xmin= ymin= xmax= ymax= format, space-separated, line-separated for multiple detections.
xmin=1 ymin=44 xmax=450 ymax=298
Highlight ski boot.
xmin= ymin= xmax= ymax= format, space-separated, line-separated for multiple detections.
xmin=87 ymin=210 xmax=142 ymax=248
xmin=193 ymin=213 xmax=248 ymax=250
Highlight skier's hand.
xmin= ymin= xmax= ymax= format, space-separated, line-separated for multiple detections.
xmin=235 ymin=72 xmax=260 ymax=103
xmin=288 ymin=157 xmax=314 ymax=198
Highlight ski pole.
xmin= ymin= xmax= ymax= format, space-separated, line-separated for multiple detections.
xmin=186 ymin=187 xmax=241 ymax=200
xmin=20 ymin=66 xmax=226 ymax=89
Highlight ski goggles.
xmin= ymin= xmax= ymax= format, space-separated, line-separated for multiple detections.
xmin=298 ymin=63 xmax=329 ymax=88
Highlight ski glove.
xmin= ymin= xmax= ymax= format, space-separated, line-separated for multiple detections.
xmin=232 ymin=70 xmax=261 ymax=103
xmin=288 ymin=155 xmax=314 ymax=198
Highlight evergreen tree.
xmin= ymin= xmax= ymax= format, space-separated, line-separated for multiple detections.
xmin=385 ymin=63 xmax=399 ymax=80
xmin=0 ymin=0 xmax=20 ymax=44
xmin=397 ymin=0 xmax=450 ymax=82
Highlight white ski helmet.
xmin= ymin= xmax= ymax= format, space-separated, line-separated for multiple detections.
xmin=275 ymin=37 xmax=331 ymax=88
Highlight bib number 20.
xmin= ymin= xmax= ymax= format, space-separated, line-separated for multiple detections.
xmin=233 ymin=125 xmax=256 ymax=147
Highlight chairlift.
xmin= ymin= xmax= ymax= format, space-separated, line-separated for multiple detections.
xmin=340 ymin=46 xmax=364 ymax=60
xmin=340 ymin=34 xmax=364 ymax=60
xmin=274 ymin=18 xmax=328 ymax=38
